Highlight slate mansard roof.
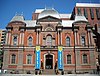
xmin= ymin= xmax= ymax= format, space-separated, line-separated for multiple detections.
xmin=10 ymin=3 xmax=92 ymax=27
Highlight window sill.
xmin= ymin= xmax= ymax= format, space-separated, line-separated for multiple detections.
xmin=9 ymin=64 xmax=17 ymax=65
xmin=81 ymin=64 xmax=90 ymax=66
xmin=23 ymin=64 xmax=35 ymax=66
xmin=64 ymin=64 xmax=75 ymax=66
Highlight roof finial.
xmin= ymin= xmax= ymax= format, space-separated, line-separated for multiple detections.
xmin=21 ymin=12 xmax=23 ymax=16
xmin=52 ymin=4 xmax=54 ymax=9
xmin=15 ymin=12 xmax=18 ymax=16
xmin=45 ymin=5 xmax=46 ymax=10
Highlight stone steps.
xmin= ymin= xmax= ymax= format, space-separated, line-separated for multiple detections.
xmin=42 ymin=69 xmax=56 ymax=75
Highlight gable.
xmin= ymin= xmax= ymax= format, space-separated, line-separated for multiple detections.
xmin=37 ymin=16 xmax=61 ymax=22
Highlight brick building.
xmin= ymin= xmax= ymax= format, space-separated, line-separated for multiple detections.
xmin=2 ymin=3 xmax=100 ymax=74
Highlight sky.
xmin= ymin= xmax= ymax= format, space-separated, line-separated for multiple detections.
xmin=0 ymin=0 xmax=100 ymax=29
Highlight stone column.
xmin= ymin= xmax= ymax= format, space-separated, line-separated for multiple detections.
xmin=17 ymin=50 xmax=23 ymax=73
xmin=2 ymin=50 xmax=9 ymax=69
xmin=89 ymin=31 xmax=92 ymax=45
xmin=22 ymin=33 xmax=24 ymax=45
xmin=75 ymin=31 xmax=77 ymax=45
xmin=19 ymin=33 xmax=22 ymax=45
xmin=59 ymin=31 xmax=61 ymax=45
xmin=88 ymin=31 xmax=90 ymax=46
xmin=5 ymin=33 xmax=8 ymax=45
xmin=8 ymin=32 xmax=11 ymax=45
xmin=58 ymin=31 xmax=60 ymax=45
xmin=36 ymin=31 xmax=39 ymax=45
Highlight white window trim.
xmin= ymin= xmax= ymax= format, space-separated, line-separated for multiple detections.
xmin=27 ymin=36 xmax=33 ymax=46
xmin=12 ymin=35 xmax=18 ymax=46
xmin=26 ymin=54 xmax=33 ymax=64
xmin=82 ymin=54 xmax=88 ymax=64
xmin=10 ymin=54 xmax=16 ymax=64
xmin=80 ymin=35 xmax=86 ymax=46
xmin=66 ymin=36 xmax=71 ymax=46
xmin=66 ymin=54 xmax=72 ymax=64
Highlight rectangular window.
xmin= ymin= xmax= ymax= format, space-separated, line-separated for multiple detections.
xmin=67 ymin=55 xmax=71 ymax=64
xmin=81 ymin=36 xmax=85 ymax=46
xmin=84 ymin=8 xmax=88 ymax=19
xmin=77 ymin=8 xmax=81 ymax=16
xmin=96 ymin=8 xmax=100 ymax=19
xmin=13 ymin=36 xmax=17 ymax=46
xmin=46 ymin=36 xmax=52 ymax=46
xmin=83 ymin=54 xmax=88 ymax=64
xmin=28 ymin=37 xmax=33 ymax=46
xmin=90 ymin=8 xmax=94 ymax=19
xmin=11 ymin=54 xmax=16 ymax=64
xmin=27 ymin=54 xmax=32 ymax=64
xmin=66 ymin=37 xmax=70 ymax=46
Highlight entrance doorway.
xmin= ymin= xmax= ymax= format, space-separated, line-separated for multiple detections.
xmin=45 ymin=54 xmax=53 ymax=69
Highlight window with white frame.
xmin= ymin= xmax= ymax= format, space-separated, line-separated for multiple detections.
xmin=13 ymin=36 xmax=17 ymax=45
xmin=83 ymin=54 xmax=88 ymax=64
xmin=46 ymin=35 xmax=52 ymax=46
xmin=81 ymin=36 xmax=85 ymax=46
xmin=77 ymin=8 xmax=81 ymax=15
xmin=27 ymin=54 xmax=32 ymax=64
xmin=28 ymin=36 xmax=33 ymax=46
xmin=84 ymin=8 xmax=88 ymax=19
xmin=66 ymin=37 xmax=70 ymax=46
xmin=90 ymin=8 xmax=94 ymax=19
xmin=67 ymin=54 xmax=71 ymax=64
xmin=11 ymin=54 xmax=16 ymax=64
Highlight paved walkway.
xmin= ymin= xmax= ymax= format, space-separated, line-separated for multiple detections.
xmin=0 ymin=74 xmax=100 ymax=76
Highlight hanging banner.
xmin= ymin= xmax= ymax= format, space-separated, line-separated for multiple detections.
xmin=58 ymin=46 xmax=63 ymax=70
xmin=35 ymin=46 xmax=40 ymax=70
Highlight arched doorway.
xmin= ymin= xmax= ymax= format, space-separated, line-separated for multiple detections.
xmin=45 ymin=54 xmax=53 ymax=69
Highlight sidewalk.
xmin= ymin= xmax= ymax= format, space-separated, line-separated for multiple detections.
xmin=0 ymin=74 xmax=100 ymax=76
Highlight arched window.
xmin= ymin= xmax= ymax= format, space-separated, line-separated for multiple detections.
xmin=46 ymin=35 xmax=52 ymax=46
xmin=66 ymin=37 xmax=70 ymax=46
xmin=83 ymin=54 xmax=88 ymax=64
xmin=13 ymin=36 xmax=17 ymax=45
xmin=28 ymin=37 xmax=33 ymax=46
xmin=11 ymin=54 xmax=16 ymax=64
xmin=45 ymin=27 xmax=53 ymax=31
xmin=27 ymin=54 xmax=32 ymax=64
xmin=67 ymin=55 xmax=71 ymax=64
xmin=81 ymin=36 xmax=85 ymax=46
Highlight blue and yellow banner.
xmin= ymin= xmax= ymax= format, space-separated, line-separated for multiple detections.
xmin=58 ymin=46 xmax=63 ymax=70
xmin=35 ymin=46 xmax=40 ymax=69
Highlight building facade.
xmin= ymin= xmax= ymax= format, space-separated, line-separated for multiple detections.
xmin=0 ymin=29 xmax=6 ymax=70
xmin=2 ymin=3 xmax=100 ymax=74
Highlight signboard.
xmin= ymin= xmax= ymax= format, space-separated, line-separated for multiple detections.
xmin=35 ymin=46 xmax=40 ymax=69
xmin=58 ymin=46 xmax=63 ymax=70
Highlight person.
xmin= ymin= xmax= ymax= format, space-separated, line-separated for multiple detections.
xmin=54 ymin=61 xmax=58 ymax=74
xmin=40 ymin=60 xmax=44 ymax=74
xmin=96 ymin=62 xmax=99 ymax=74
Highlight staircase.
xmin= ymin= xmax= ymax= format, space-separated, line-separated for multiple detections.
xmin=42 ymin=69 xmax=56 ymax=75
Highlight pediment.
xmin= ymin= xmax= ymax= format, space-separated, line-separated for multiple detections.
xmin=37 ymin=16 xmax=61 ymax=22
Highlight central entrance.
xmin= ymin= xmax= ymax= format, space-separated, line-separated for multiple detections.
xmin=45 ymin=54 xmax=53 ymax=69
